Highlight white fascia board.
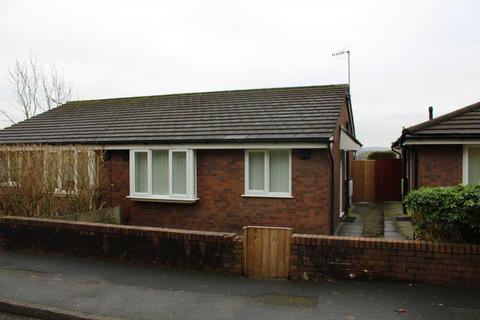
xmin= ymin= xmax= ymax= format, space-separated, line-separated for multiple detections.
xmin=0 ymin=143 xmax=328 ymax=151
xmin=104 ymin=142 xmax=328 ymax=150
xmin=0 ymin=145 xmax=102 ymax=151
xmin=403 ymin=139 xmax=480 ymax=145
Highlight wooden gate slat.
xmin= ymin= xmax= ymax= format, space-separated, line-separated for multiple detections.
xmin=283 ymin=229 xmax=291 ymax=278
xmin=253 ymin=228 xmax=262 ymax=275
xmin=269 ymin=229 xmax=278 ymax=278
xmin=261 ymin=228 xmax=270 ymax=277
xmin=352 ymin=160 xmax=375 ymax=202
xmin=276 ymin=228 xmax=286 ymax=277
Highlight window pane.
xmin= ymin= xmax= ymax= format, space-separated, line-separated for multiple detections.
xmin=249 ymin=152 xmax=265 ymax=190
xmin=45 ymin=152 xmax=60 ymax=189
xmin=9 ymin=153 xmax=20 ymax=183
xmin=172 ymin=152 xmax=187 ymax=194
xmin=134 ymin=152 xmax=148 ymax=193
xmin=77 ymin=152 xmax=89 ymax=188
xmin=0 ymin=153 xmax=7 ymax=183
xmin=269 ymin=150 xmax=289 ymax=192
xmin=60 ymin=151 xmax=75 ymax=191
xmin=152 ymin=150 xmax=169 ymax=195
xmin=468 ymin=148 xmax=480 ymax=184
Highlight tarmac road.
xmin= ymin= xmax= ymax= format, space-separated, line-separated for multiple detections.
xmin=0 ymin=249 xmax=479 ymax=320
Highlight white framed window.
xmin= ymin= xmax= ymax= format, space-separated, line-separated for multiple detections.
xmin=244 ymin=149 xmax=292 ymax=198
xmin=47 ymin=150 xmax=97 ymax=194
xmin=0 ymin=153 xmax=20 ymax=187
xmin=0 ymin=149 xmax=97 ymax=192
xmin=463 ymin=145 xmax=480 ymax=185
xmin=129 ymin=149 xmax=197 ymax=202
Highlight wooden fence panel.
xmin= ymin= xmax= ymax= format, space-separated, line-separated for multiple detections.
xmin=352 ymin=160 xmax=375 ymax=202
xmin=243 ymin=226 xmax=292 ymax=279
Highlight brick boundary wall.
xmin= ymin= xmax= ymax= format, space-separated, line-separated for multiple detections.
xmin=290 ymin=234 xmax=480 ymax=287
xmin=1 ymin=217 xmax=479 ymax=287
xmin=0 ymin=216 xmax=242 ymax=275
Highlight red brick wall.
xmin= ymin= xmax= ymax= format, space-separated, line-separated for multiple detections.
xmin=108 ymin=148 xmax=331 ymax=234
xmin=0 ymin=216 xmax=242 ymax=275
xmin=291 ymin=234 xmax=480 ymax=287
xmin=415 ymin=145 xmax=463 ymax=187
xmin=331 ymin=101 xmax=354 ymax=229
xmin=2 ymin=217 xmax=479 ymax=287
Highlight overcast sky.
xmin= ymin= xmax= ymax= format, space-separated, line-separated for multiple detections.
xmin=0 ymin=0 xmax=479 ymax=147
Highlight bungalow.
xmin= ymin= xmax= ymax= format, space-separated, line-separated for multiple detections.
xmin=393 ymin=102 xmax=480 ymax=194
xmin=0 ymin=84 xmax=361 ymax=234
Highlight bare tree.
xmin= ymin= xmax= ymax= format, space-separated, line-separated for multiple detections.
xmin=42 ymin=67 xmax=72 ymax=112
xmin=2 ymin=55 xmax=73 ymax=123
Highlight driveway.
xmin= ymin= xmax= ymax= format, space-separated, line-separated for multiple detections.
xmin=0 ymin=250 xmax=479 ymax=320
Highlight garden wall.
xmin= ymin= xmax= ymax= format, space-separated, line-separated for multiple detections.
xmin=0 ymin=216 xmax=242 ymax=275
xmin=0 ymin=217 xmax=479 ymax=287
xmin=291 ymin=234 xmax=480 ymax=286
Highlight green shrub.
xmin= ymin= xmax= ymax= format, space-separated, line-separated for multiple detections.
xmin=367 ymin=151 xmax=397 ymax=160
xmin=404 ymin=184 xmax=480 ymax=243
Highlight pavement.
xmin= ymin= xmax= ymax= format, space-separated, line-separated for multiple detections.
xmin=0 ymin=250 xmax=479 ymax=320
xmin=335 ymin=203 xmax=366 ymax=237
xmin=384 ymin=201 xmax=414 ymax=240
xmin=336 ymin=202 xmax=413 ymax=240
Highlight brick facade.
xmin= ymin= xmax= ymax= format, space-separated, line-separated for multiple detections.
xmin=104 ymin=101 xmax=353 ymax=234
xmin=331 ymin=101 xmax=353 ymax=228
xmin=109 ymin=148 xmax=331 ymax=234
xmin=415 ymin=145 xmax=463 ymax=187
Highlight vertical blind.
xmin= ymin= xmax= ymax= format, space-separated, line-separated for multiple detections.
xmin=249 ymin=152 xmax=265 ymax=190
xmin=134 ymin=152 xmax=148 ymax=193
xmin=172 ymin=152 xmax=187 ymax=194
xmin=469 ymin=147 xmax=480 ymax=184
xmin=152 ymin=150 xmax=169 ymax=195
xmin=269 ymin=150 xmax=289 ymax=193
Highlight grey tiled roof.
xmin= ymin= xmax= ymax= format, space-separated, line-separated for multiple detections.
xmin=393 ymin=101 xmax=480 ymax=147
xmin=0 ymin=84 xmax=349 ymax=145
xmin=406 ymin=101 xmax=480 ymax=136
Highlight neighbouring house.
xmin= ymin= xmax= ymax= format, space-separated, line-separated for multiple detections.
xmin=393 ymin=102 xmax=480 ymax=194
xmin=0 ymin=84 xmax=361 ymax=234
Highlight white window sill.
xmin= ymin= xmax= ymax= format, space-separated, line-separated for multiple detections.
xmin=127 ymin=195 xmax=199 ymax=203
xmin=242 ymin=193 xmax=293 ymax=199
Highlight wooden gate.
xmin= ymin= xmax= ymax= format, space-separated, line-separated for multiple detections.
xmin=352 ymin=159 xmax=402 ymax=203
xmin=375 ymin=159 xmax=402 ymax=202
xmin=352 ymin=160 xmax=376 ymax=202
xmin=243 ymin=226 xmax=292 ymax=279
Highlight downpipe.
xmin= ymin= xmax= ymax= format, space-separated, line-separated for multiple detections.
xmin=327 ymin=138 xmax=335 ymax=235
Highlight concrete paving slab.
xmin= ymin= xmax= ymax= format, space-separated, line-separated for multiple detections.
xmin=337 ymin=202 xmax=413 ymax=240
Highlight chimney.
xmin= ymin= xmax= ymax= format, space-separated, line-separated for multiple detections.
xmin=428 ymin=106 xmax=433 ymax=120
